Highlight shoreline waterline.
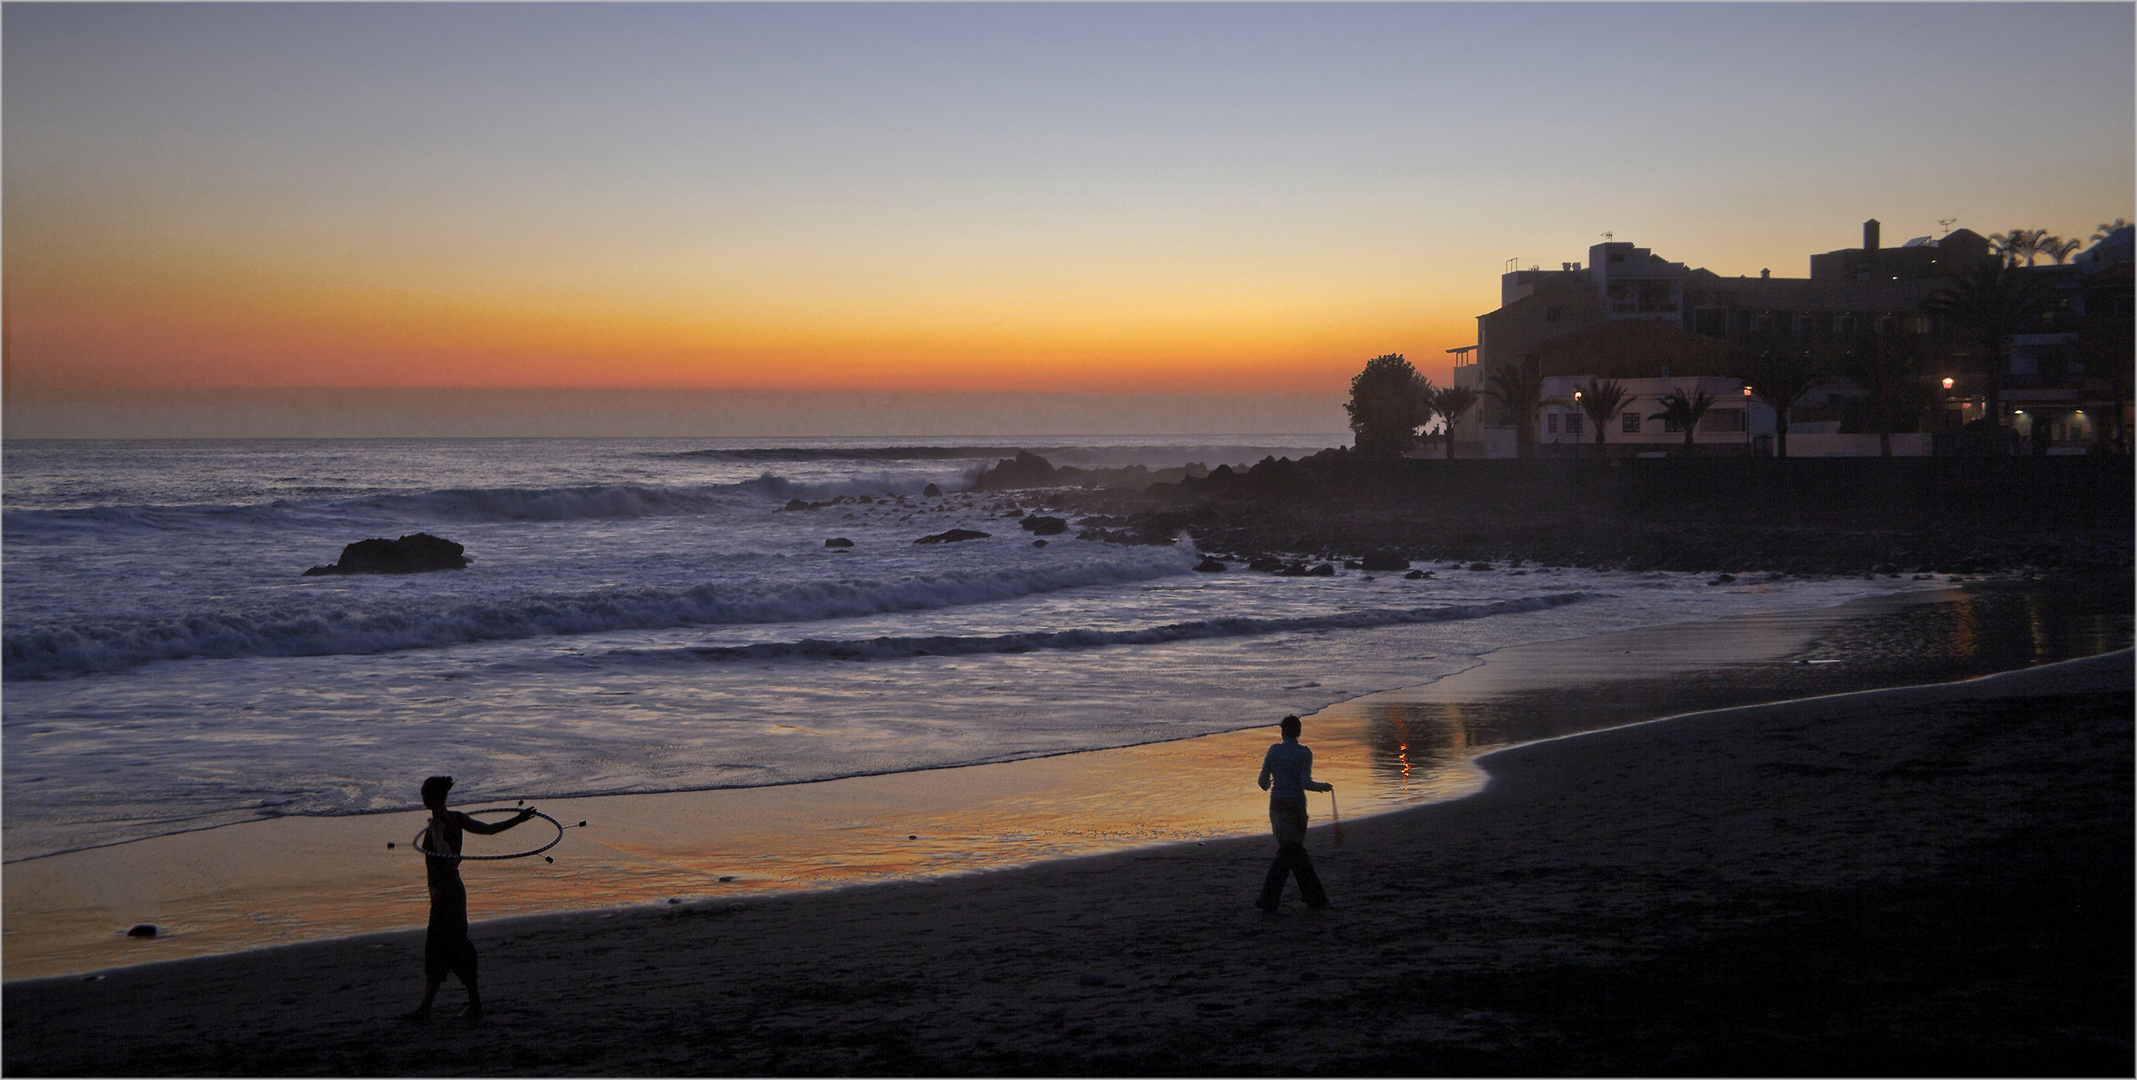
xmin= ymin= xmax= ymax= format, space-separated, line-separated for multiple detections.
xmin=6 ymin=575 xmax=2125 ymax=982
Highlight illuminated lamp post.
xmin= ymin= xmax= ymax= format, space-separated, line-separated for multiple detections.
xmin=1743 ymin=385 xmax=1753 ymax=457
xmin=1942 ymin=376 xmax=1955 ymax=433
xmin=1571 ymin=390 xmax=1581 ymax=453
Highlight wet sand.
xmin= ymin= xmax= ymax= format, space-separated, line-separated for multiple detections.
xmin=4 ymin=578 xmax=2132 ymax=1074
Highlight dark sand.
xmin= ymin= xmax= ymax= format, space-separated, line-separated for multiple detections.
xmin=5 ymin=626 xmax=2130 ymax=1073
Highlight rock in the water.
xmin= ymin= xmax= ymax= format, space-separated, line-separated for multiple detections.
xmin=1247 ymin=556 xmax=1285 ymax=572
xmin=1467 ymin=561 xmax=1493 ymax=572
xmin=922 ymin=483 xmax=943 ymax=497
xmin=1021 ymin=515 xmax=1068 ymax=536
xmin=1277 ymin=561 xmax=1308 ymax=577
xmin=783 ymin=498 xmax=810 ymax=512
xmin=1193 ymin=557 xmax=1226 ymax=572
xmin=1708 ymin=573 xmax=1737 ymax=585
xmin=1361 ymin=551 xmax=1410 ymax=572
xmin=824 ymin=537 xmax=854 ymax=548
xmin=1032 ymin=539 xmax=1048 ymax=547
xmin=1404 ymin=569 xmax=1430 ymax=580
xmin=1306 ymin=563 xmax=1336 ymax=577
xmin=126 ymin=924 xmax=158 ymax=939
xmin=914 ymin=529 xmax=991 ymax=545
xmin=303 ymin=533 xmax=470 ymax=576
xmin=973 ymin=450 xmax=1060 ymax=490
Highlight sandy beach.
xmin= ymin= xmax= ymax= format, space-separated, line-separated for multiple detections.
xmin=6 ymin=629 xmax=2129 ymax=1074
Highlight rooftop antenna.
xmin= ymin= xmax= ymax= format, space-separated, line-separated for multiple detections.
xmin=1601 ymin=231 xmax=1614 ymax=241
xmin=1505 ymin=257 xmax=1518 ymax=273
xmin=1936 ymin=218 xmax=1956 ymax=236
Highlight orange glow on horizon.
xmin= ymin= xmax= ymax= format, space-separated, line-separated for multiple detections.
xmin=4 ymin=254 xmax=1480 ymax=395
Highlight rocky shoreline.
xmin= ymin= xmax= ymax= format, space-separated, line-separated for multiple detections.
xmin=970 ymin=450 xmax=2133 ymax=578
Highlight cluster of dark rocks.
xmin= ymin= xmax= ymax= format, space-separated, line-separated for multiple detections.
xmin=961 ymin=450 xmax=2133 ymax=579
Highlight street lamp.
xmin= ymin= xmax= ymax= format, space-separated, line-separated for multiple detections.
xmin=1743 ymin=385 xmax=1753 ymax=457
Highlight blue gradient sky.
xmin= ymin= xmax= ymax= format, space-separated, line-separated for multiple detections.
xmin=5 ymin=3 xmax=2131 ymax=436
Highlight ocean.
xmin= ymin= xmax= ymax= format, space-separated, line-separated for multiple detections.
xmin=3 ymin=436 xmax=1931 ymax=867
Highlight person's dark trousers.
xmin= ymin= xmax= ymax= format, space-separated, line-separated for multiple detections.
xmin=1258 ymin=841 xmax=1328 ymax=909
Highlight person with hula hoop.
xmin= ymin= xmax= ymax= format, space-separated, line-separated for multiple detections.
xmin=408 ymin=775 xmax=540 ymax=1021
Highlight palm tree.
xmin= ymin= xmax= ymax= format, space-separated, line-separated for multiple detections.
xmin=1483 ymin=354 xmax=1547 ymax=458
xmin=1649 ymin=387 xmax=1717 ymax=457
xmin=2074 ymin=313 xmax=2133 ymax=452
xmin=1989 ymin=228 xmax=2049 ymax=267
xmin=1737 ymin=345 xmax=1829 ymax=459
xmin=2092 ymin=219 xmax=2130 ymax=243
xmin=1837 ymin=328 xmax=1922 ymax=457
xmin=1429 ymin=384 xmax=1481 ymax=460
xmin=2039 ymin=236 xmax=2082 ymax=264
xmin=1572 ymin=377 xmax=1632 ymax=459
xmin=1924 ymin=263 xmax=2045 ymax=447
xmin=1345 ymin=353 xmax=1434 ymax=459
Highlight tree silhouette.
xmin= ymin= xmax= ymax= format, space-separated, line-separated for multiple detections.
xmin=1649 ymin=387 xmax=1718 ymax=457
xmin=1572 ymin=377 xmax=1632 ymax=459
xmin=1429 ymin=384 xmax=1481 ymax=460
xmin=1990 ymin=228 xmax=2049 ymax=267
xmin=1483 ymin=354 xmax=1546 ymax=458
xmin=1345 ymin=353 xmax=1434 ymax=459
xmin=1737 ymin=345 xmax=1829 ymax=459
xmin=1924 ymin=263 xmax=2045 ymax=446
xmin=2074 ymin=312 xmax=2133 ymax=452
xmin=1837 ymin=328 xmax=1923 ymax=457
xmin=2039 ymin=236 xmax=2082 ymax=264
xmin=2092 ymin=219 xmax=2130 ymax=243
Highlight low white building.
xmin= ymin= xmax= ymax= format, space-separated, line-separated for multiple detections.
xmin=1535 ymin=375 xmax=1760 ymax=456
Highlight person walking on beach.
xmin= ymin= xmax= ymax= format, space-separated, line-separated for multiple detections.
xmin=1256 ymin=715 xmax=1333 ymax=911
xmin=408 ymin=775 xmax=538 ymax=1021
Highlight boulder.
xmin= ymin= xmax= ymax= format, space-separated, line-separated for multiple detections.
xmin=922 ymin=483 xmax=943 ymax=497
xmin=1247 ymin=556 xmax=1285 ymax=572
xmin=973 ymin=450 xmax=1059 ymax=490
xmin=1404 ymin=569 xmax=1430 ymax=580
xmin=1306 ymin=563 xmax=1336 ymax=577
xmin=1032 ymin=539 xmax=1049 ymax=548
xmin=824 ymin=538 xmax=854 ymax=548
xmin=1021 ymin=515 xmax=1068 ymax=536
xmin=783 ymin=498 xmax=810 ymax=512
xmin=914 ymin=529 xmax=991 ymax=545
xmin=1467 ymin=562 xmax=1494 ymax=572
xmin=1361 ymin=551 xmax=1410 ymax=572
xmin=304 ymin=533 xmax=470 ymax=576
xmin=1193 ymin=557 xmax=1226 ymax=572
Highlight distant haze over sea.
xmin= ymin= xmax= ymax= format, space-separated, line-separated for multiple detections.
xmin=1 ymin=388 xmax=1348 ymax=440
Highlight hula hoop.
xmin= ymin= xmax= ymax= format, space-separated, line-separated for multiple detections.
xmin=411 ymin=807 xmax=565 ymax=862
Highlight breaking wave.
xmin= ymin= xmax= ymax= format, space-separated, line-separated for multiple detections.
xmin=3 ymin=550 xmax=1201 ymax=679
xmin=588 ymin=593 xmax=1595 ymax=667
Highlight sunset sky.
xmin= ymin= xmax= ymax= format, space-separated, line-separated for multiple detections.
xmin=5 ymin=3 xmax=2132 ymax=436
